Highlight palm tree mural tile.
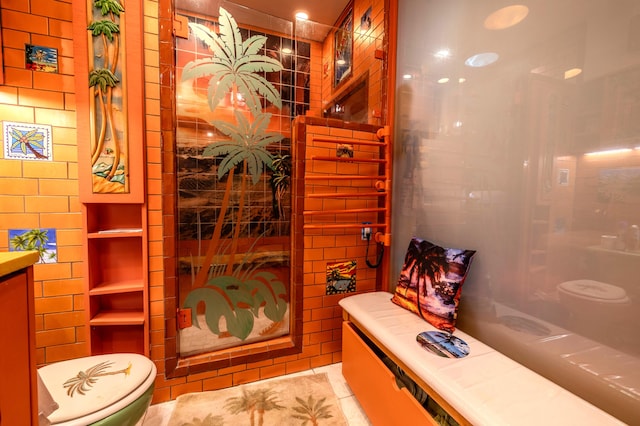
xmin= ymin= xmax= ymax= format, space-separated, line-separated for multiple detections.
xmin=3 ymin=121 xmax=52 ymax=161
xmin=9 ymin=228 xmax=58 ymax=264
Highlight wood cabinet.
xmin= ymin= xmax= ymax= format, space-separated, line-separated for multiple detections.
xmin=72 ymin=0 xmax=148 ymax=357
xmin=83 ymin=203 xmax=149 ymax=355
xmin=0 ymin=251 xmax=39 ymax=425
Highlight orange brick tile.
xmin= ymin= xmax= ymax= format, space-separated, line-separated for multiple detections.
xmin=49 ymin=18 xmax=74 ymax=39
xmin=22 ymin=161 xmax=68 ymax=178
xmin=64 ymin=92 xmax=76 ymax=111
xmin=36 ymin=348 xmax=46 ymax=366
xmin=35 ymin=327 xmax=76 ymax=348
xmin=0 ymin=195 xmax=24 ymax=212
xmin=18 ymin=87 xmax=65 ymax=109
xmin=143 ymin=15 xmax=159 ymax=35
xmin=56 ymin=244 xmax=83 ymax=263
xmin=320 ymin=340 xmax=341 ymax=354
xmin=45 ymin=342 xmax=88 ymax=363
xmin=33 ymin=262 xmax=72 ymax=282
xmin=202 ymin=374 xmax=233 ymax=391
xmin=259 ymin=363 xmax=287 ymax=380
xmin=35 ymin=295 xmax=74 ymax=314
xmin=233 ymin=368 xmax=261 ymax=385
xmin=2 ymin=0 xmax=29 ymax=12
xmin=51 ymin=126 xmax=77 ymax=145
xmin=43 ymin=310 xmax=85 ymax=329
xmin=73 ymin=295 xmax=84 ymax=310
xmin=0 ymin=159 xmax=23 ymax=179
xmin=170 ymin=381 xmax=203 ymax=399
xmin=68 ymin=162 xmax=78 ymax=179
xmin=42 ymin=279 xmax=84 ymax=297
xmin=55 ymin=229 xmax=82 ymax=246
xmin=151 ymin=387 xmax=172 ymax=405
xmin=0 ymin=213 xmax=39 ymax=228
xmin=285 ymin=358 xmax=311 ymax=374
xmin=34 ymin=107 xmax=76 ymax=128
xmin=1 ymin=10 xmax=48 ymax=34
xmin=39 ymin=212 xmax=82 ymax=229
xmin=38 ymin=178 xmax=78 ymax=196
xmin=3 ymin=47 xmax=26 ymax=68
xmin=143 ymin=33 xmax=160 ymax=52
xmin=31 ymin=0 xmax=73 ymax=22
xmin=25 ymin=195 xmax=69 ymax=213
xmin=185 ymin=369 xmax=218 ymax=384
xmin=0 ymin=177 xmax=39 ymax=195
xmin=0 ymin=86 xmax=18 ymax=104
xmin=310 ymin=353 xmax=334 ymax=369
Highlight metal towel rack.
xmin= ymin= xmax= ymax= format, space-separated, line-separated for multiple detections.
xmin=303 ymin=126 xmax=391 ymax=246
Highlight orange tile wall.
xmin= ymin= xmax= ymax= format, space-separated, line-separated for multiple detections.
xmin=321 ymin=0 xmax=386 ymax=125
xmin=0 ymin=0 xmax=87 ymax=365
xmin=0 ymin=0 xmax=387 ymax=405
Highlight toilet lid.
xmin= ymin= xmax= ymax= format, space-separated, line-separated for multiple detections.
xmin=38 ymin=353 xmax=154 ymax=424
xmin=558 ymin=279 xmax=628 ymax=302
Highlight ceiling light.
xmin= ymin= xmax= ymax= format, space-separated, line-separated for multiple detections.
xmin=281 ymin=47 xmax=293 ymax=54
xmin=585 ymin=148 xmax=632 ymax=156
xmin=295 ymin=11 xmax=309 ymax=21
xmin=434 ymin=49 xmax=451 ymax=59
xmin=564 ymin=68 xmax=582 ymax=79
xmin=484 ymin=5 xmax=529 ymax=30
xmin=437 ymin=77 xmax=449 ymax=84
xmin=402 ymin=74 xmax=413 ymax=80
xmin=458 ymin=77 xmax=466 ymax=83
xmin=465 ymin=52 xmax=499 ymax=67
xmin=337 ymin=59 xmax=346 ymax=65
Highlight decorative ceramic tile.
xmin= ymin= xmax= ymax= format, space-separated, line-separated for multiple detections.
xmin=3 ymin=121 xmax=53 ymax=161
xmin=25 ymin=44 xmax=59 ymax=73
xmin=8 ymin=228 xmax=57 ymax=264
xmin=326 ymin=260 xmax=356 ymax=294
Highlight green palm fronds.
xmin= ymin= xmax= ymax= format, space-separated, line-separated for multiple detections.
xmin=93 ymin=0 xmax=124 ymax=16
xmin=87 ymin=19 xmax=120 ymax=41
xmin=89 ymin=68 xmax=119 ymax=92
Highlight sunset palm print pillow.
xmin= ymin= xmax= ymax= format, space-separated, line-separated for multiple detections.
xmin=391 ymin=237 xmax=476 ymax=333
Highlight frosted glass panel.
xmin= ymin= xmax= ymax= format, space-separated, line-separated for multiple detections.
xmin=392 ymin=1 xmax=640 ymax=421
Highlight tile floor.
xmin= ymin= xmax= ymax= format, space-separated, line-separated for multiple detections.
xmin=140 ymin=362 xmax=371 ymax=425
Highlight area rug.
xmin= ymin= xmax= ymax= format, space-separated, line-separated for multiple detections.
xmin=168 ymin=373 xmax=349 ymax=426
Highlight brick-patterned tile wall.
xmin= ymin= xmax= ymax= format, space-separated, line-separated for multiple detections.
xmin=0 ymin=0 xmax=387 ymax=405
xmin=321 ymin=0 xmax=386 ymax=125
xmin=0 ymin=0 xmax=86 ymax=365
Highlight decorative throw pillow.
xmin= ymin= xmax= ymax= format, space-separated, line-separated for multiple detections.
xmin=391 ymin=237 xmax=476 ymax=333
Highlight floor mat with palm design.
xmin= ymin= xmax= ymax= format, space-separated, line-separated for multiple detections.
xmin=167 ymin=373 xmax=348 ymax=425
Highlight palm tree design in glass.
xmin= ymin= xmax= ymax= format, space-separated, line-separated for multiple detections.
xmin=179 ymin=7 xmax=290 ymax=345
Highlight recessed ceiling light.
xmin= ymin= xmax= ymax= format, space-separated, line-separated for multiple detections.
xmin=337 ymin=59 xmax=346 ymax=65
xmin=295 ymin=11 xmax=309 ymax=21
xmin=564 ymin=68 xmax=582 ymax=79
xmin=458 ymin=77 xmax=466 ymax=83
xmin=434 ymin=49 xmax=451 ymax=59
xmin=465 ymin=52 xmax=499 ymax=67
xmin=437 ymin=77 xmax=450 ymax=84
xmin=484 ymin=5 xmax=529 ymax=30
xmin=281 ymin=47 xmax=293 ymax=54
xmin=402 ymin=74 xmax=413 ymax=80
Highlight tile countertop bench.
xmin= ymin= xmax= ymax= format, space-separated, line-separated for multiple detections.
xmin=339 ymin=291 xmax=625 ymax=426
xmin=0 ymin=251 xmax=40 ymax=277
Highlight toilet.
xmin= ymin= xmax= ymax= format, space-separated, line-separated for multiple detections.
xmin=557 ymin=279 xmax=631 ymax=336
xmin=38 ymin=353 xmax=156 ymax=426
